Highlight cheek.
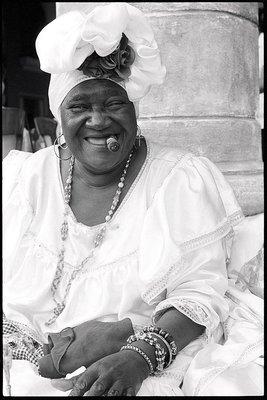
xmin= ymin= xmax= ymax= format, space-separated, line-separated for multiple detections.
xmin=119 ymin=112 xmax=137 ymax=138
xmin=60 ymin=113 xmax=80 ymax=140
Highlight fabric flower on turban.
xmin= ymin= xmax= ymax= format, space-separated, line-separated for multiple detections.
xmin=77 ymin=33 xmax=135 ymax=82
xmin=35 ymin=2 xmax=166 ymax=121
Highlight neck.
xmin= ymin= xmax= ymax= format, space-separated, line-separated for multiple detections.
xmin=72 ymin=151 xmax=134 ymax=188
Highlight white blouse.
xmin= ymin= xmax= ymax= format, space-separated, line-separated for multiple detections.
xmin=3 ymin=139 xmax=244 ymax=395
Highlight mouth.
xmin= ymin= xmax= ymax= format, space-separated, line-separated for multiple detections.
xmin=84 ymin=134 xmax=119 ymax=147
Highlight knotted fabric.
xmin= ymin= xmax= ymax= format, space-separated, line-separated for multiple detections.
xmin=35 ymin=2 xmax=166 ymax=122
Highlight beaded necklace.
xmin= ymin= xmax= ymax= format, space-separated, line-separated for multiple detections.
xmin=45 ymin=150 xmax=133 ymax=326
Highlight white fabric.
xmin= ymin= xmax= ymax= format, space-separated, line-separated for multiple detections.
xmin=35 ymin=3 xmax=166 ymax=121
xmin=48 ymin=72 xmax=140 ymax=123
xmin=2 ymin=140 xmax=262 ymax=396
xmin=227 ymin=214 xmax=264 ymax=298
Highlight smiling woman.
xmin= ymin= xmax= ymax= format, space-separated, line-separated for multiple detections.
xmin=58 ymin=79 xmax=147 ymax=228
xmin=60 ymin=79 xmax=138 ymax=175
xmin=3 ymin=2 xmax=263 ymax=397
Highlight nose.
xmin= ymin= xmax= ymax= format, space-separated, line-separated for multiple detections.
xmin=85 ymin=109 xmax=109 ymax=130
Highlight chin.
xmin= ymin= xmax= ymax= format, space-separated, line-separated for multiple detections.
xmin=83 ymin=153 xmax=122 ymax=174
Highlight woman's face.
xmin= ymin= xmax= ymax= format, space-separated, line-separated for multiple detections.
xmin=60 ymin=79 xmax=137 ymax=173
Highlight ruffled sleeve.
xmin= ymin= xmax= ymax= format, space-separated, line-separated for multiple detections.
xmin=139 ymin=153 xmax=244 ymax=338
xmin=3 ymin=150 xmax=34 ymax=283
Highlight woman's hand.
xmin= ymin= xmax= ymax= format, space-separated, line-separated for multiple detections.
xmin=38 ymin=318 xmax=134 ymax=378
xmin=67 ymin=350 xmax=150 ymax=396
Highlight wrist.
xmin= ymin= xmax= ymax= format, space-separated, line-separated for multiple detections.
xmin=120 ymin=347 xmax=151 ymax=379
xmin=131 ymin=340 xmax=157 ymax=370
xmin=113 ymin=318 xmax=134 ymax=349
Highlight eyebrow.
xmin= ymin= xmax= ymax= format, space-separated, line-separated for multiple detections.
xmin=68 ymin=94 xmax=88 ymax=102
xmin=67 ymin=89 xmax=127 ymax=103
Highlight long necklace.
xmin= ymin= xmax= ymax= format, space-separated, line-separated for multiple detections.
xmin=45 ymin=151 xmax=133 ymax=326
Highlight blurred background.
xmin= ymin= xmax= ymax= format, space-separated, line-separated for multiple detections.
xmin=1 ymin=2 xmax=264 ymax=216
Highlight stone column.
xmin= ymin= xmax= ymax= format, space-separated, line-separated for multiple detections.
xmin=56 ymin=2 xmax=263 ymax=215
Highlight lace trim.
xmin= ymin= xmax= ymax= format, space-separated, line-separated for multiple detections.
xmin=194 ymin=338 xmax=263 ymax=395
xmin=152 ymin=299 xmax=211 ymax=334
xmin=228 ymin=210 xmax=245 ymax=226
xmin=142 ymin=257 xmax=187 ymax=304
xmin=179 ymin=211 xmax=244 ymax=254
xmin=142 ymin=211 xmax=243 ymax=305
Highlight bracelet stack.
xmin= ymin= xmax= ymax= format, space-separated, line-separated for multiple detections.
xmin=127 ymin=331 xmax=166 ymax=372
xmin=120 ymin=325 xmax=178 ymax=375
xmin=143 ymin=326 xmax=178 ymax=361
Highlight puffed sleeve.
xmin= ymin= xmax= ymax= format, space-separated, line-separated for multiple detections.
xmin=3 ymin=150 xmax=34 ymax=283
xmin=139 ymin=153 xmax=244 ymax=338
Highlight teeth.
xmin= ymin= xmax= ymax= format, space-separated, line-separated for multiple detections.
xmin=84 ymin=135 xmax=119 ymax=145
xmin=87 ymin=138 xmax=106 ymax=145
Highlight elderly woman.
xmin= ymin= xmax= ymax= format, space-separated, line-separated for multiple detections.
xmin=3 ymin=3 xmax=263 ymax=397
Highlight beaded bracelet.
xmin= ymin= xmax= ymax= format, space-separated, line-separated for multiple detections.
xmin=143 ymin=326 xmax=178 ymax=359
xmin=127 ymin=331 xmax=166 ymax=372
xmin=150 ymin=332 xmax=173 ymax=368
xmin=120 ymin=344 xmax=154 ymax=375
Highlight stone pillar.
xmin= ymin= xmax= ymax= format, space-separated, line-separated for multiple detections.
xmin=56 ymin=2 xmax=263 ymax=215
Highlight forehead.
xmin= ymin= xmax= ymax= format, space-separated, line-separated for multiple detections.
xmin=63 ymin=79 xmax=128 ymax=103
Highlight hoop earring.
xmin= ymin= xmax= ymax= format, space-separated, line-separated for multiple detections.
xmin=135 ymin=125 xmax=143 ymax=147
xmin=54 ymin=134 xmax=72 ymax=160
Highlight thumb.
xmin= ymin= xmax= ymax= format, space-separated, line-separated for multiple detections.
xmin=50 ymin=367 xmax=85 ymax=391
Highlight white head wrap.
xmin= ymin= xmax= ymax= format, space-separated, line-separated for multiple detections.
xmin=35 ymin=2 xmax=166 ymax=122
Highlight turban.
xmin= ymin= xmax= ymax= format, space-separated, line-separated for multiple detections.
xmin=35 ymin=2 xmax=166 ymax=123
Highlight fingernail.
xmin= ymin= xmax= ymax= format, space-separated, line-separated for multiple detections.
xmin=108 ymin=389 xmax=119 ymax=396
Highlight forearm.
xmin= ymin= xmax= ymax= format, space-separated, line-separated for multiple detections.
xmin=155 ymin=306 xmax=205 ymax=351
xmin=131 ymin=307 xmax=205 ymax=373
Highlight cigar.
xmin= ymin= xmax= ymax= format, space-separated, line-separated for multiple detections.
xmin=106 ymin=135 xmax=120 ymax=152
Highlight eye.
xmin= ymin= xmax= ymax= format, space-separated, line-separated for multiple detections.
xmin=68 ymin=104 xmax=89 ymax=112
xmin=105 ymin=101 xmax=124 ymax=110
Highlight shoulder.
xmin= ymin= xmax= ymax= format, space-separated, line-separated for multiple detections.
xmin=147 ymin=139 xmax=242 ymax=220
xmin=148 ymin=140 xmax=188 ymax=165
xmin=3 ymin=147 xmax=55 ymax=181
xmin=147 ymin=139 xmax=226 ymax=183
xmin=3 ymin=147 xmax=56 ymax=206
xmin=147 ymin=139 xmax=218 ymax=188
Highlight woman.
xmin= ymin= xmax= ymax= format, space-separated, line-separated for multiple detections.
xmin=3 ymin=3 xmax=263 ymax=396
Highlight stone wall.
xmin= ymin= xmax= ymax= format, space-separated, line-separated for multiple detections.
xmin=57 ymin=2 xmax=263 ymax=216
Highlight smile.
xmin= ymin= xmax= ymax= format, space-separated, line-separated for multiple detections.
xmin=86 ymin=137 xmax=107 ymax=145
xmin=84 ymin=135 xmax=119 ymax=147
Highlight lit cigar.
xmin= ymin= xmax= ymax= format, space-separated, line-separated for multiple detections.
xmin=106 ymin=135 xmax=120 ymax=152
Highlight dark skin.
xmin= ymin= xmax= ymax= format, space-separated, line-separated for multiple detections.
xmin=59 ymin=79 xmax=146 ymax=226
xmin=45 ymin=79 xmax=205 ymax=395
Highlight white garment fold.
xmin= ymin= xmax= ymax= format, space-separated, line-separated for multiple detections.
xmin=3 ymin=140 xmax=261 ymax=396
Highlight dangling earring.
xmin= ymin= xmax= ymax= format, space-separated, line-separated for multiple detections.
xmin=136 ymin=125 xmax=143 ymax=148
xmin=53 ymin=133 xmax=72 ymax=160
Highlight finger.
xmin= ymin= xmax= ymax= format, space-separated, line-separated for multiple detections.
xmin=107 ymin=382 xmax=124 ymax=396
xmin=84 ymin=377 xmax=111 ymax=397
xmin=69 ymin=369 xmax=98 ymax=397
xmin=124 ymin=386 xmax=136 ymax=396
xmin=51 ymin=373 xmax=83 ymax=392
